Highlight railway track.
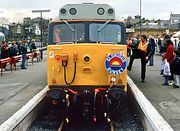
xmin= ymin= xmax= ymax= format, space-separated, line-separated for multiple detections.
xmin=29 ymin=102 xmax=117 ymax=131
xmin=57 ymin=119 xmax=115 ymax=131
xmin=0 ymin=77 xmax=174 ymax=131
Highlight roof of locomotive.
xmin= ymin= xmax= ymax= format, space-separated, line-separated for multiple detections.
xmin=59 ymin=3 xmax=115 ymax=20
xmin=49 ymin=19 xmax=125 ymax=24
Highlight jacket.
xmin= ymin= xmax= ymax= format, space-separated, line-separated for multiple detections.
xmin=135 ymin=42 xmax=153 ymax=58
xmin=171 ymin=49 xmax=180 ymax=75
xmin=166 ymin=44 xmax=175 ymax=65
xmin=20 ymin=44 xmax=27 ymax=54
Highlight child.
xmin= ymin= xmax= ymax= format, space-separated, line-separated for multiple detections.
xmin=162 ymin=58 xmax=171 ymax=85
xmin=160 ymin=52 xmax=166 ymax=75
xmin=161 ymin=53 xmax=171 ymax=86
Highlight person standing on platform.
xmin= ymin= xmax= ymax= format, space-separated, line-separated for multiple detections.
xmin=29 ymin=39 xmax=37 ymax=53
xmin=157 ymin=36 xmax=162 ymax=55
xmin=163 ymin=39 xmax=175 ymax=85
xmin=0 ymin=41 xmax=2 ymax=59
xmin=1 ymin=41 xmax=9 ymax=59
xmin=127 ymin=38 xmax=132 ymax=57
xmin=29 ymin=39 xmax=37 ymax=58
xmin=171 ymin=42 xmax=180 ymax=88
xmin=20 ymin=40 xmax=27 ymax=69
xmin=9 ymin=41 xmax=18 ymax=57
xmin=127 ymin=35 xmax=153 ymax=82
xmin=161 ymin=53 xmax=171 ymax=86
xmin=148 ymin=36 xmax=156 ymax=66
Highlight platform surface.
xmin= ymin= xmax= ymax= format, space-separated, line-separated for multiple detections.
xmin=128 ymin=54 xmax=180 ymax=131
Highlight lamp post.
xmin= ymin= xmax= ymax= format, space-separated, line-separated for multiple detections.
xmin=32 ymin=9 xmax=50 ymax=59
xmin=140 ymin=0 xmax=142 ymax=35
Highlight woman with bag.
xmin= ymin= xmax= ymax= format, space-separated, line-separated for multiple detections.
xmin=161 ymin=39 xmax=175 ymax=86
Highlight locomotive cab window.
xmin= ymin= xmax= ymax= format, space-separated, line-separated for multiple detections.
xmin=53 ymin=23 xmax=85 ymax=44
xmin=89 ymin=23 xmax=121 ymax=44
xmin=49 ymin=21 xmax=126 ymax=45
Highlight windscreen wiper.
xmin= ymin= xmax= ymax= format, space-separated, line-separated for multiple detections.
xmin=63 ymin=20 xmax=75 ymax=32
xmin=97 ymin=20 xmax=111 ymax=32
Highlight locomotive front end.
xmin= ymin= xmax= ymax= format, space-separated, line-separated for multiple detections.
xmin=47 ymin=44 xmax=127 ymax=88
xmin=47 ymin=3 xmax=127 ymax=122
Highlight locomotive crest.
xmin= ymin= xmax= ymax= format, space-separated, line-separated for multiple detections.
xmin=105 ymin=53 xmax=126 ymax=74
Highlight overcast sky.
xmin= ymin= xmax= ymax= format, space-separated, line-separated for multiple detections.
xmin=0 ymin=0 xmax=179 ymax=23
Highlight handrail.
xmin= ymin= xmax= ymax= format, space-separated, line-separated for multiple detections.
xmin=0 ymin=57 xmax=12 ymax=77
xmin=0 ymin=53 xmax=40 ymax=77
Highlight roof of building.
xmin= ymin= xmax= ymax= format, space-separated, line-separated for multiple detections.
xmin=170 ymin=13 xmax=180 ymax=20
xmin=170 ymin=14 xmax=180 ymax=17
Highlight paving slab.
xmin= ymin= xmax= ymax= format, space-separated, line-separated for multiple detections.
xmin=0 ymin=53 xmax=47 ymax=124
xmin=128 ymin=54 xmax=180 ymax=131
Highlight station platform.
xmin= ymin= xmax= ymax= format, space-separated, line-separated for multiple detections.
xmin=128 ymin=54 xmax=180 ymax=131
xmin=0 ymin=54 xmax=47 ymax=125
xmin=0 ymin=52 xmax=179 ymax=130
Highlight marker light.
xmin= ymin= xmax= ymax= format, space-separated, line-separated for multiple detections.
xmin=60 ymin=8 xmax=67 ymax=15
xmin=107 ymin=8 xmax=114 ymax=15
xmin=55 ymin=55 xmax=61 ymax=61
xmin=97 ymin=8 xmax=105 ymax=15
xmin=69 ymin=8 xmax=77 ymax=15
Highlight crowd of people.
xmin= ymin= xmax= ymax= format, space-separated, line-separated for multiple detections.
xmin=127 ymin=34 xmax=180 ymax=88
xmin=0 ymin=39 xmax=37 ymax=69
xmin=1 ymin=34 xmax=180 ymax=88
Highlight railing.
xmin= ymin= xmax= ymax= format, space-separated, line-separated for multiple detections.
xmin=0 ymin=57 xmax=12 ymax=77
xmin=0 ymin=52 xmax=41 ymax=77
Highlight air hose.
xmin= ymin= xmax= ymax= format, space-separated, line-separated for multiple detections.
xmin=63 ymin=62 xmax=76 ymax=85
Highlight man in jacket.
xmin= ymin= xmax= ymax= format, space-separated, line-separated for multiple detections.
xmin=148 ymin=36 xmax=156 ymax=66
xmin=29 ymin=39 xmax=37 ymax=53
xmin=20 ymin=40 xmax=27 ymax=69
xmin=127 ymin=35 xmax=153 ymax=82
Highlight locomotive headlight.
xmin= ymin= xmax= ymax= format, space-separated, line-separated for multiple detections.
xmin=69 ymin=8 xmax=77 ymax=15
xmin=107 ymin=8 xmax=114 ymax=15
xmin=84 ymin=55 xmax=91 ymax=63
xmin=97 ymin=8 xmax=105 ymax=15
xmin=60 ymin=8 xmax=67 ymax=15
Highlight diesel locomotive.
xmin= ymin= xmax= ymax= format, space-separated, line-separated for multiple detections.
xmin=47 ymin=3 xmax=127 ymax=122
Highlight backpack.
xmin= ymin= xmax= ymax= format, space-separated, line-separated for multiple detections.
xmin=171 ymin=56 xmax=180 ymax=75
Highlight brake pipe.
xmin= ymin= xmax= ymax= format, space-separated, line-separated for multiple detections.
xmin=105 ymin=93 xmax=110 ymax=122
xmin=94 ymin=87 xmax=107 ymax=93
xmin=93 ymin=92 xmax=97 ymax=122
xmin=65 ymin=94 xmax=69 ymax=122
xmin=66 ymin=88 xmax=78 ymax=95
